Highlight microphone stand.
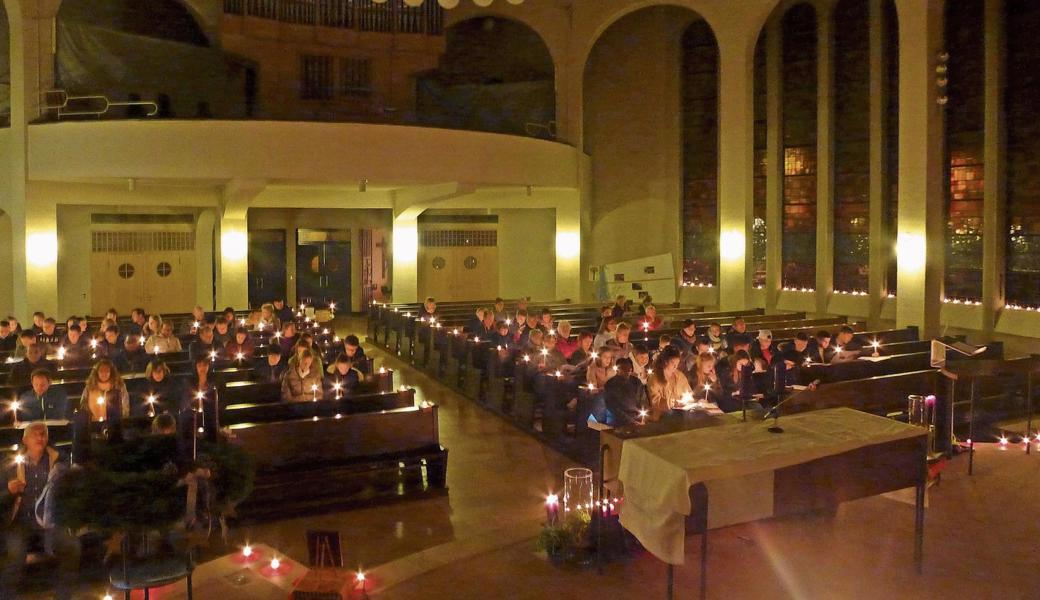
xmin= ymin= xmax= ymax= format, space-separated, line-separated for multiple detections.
xmin=764 ymin=360 xmax=789 ymax=433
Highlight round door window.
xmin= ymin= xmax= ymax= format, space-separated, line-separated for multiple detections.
xmin=117 ymin=263 xmax=135 ymax=279
xmin=156 ymin=262 xmax=172 ymax=277
xmin=464 ymin=256 xmax=478 ymax=270
xmin=432 ymin=257 xmax=446 ymax=270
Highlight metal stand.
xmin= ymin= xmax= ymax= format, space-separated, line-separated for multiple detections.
xmin=1026 ymin=372 xmax=1033 ymax=455
xmin=968 ymin=380 xmax=976 ymax=475
xmin=914 ymin=479 xmax=925 ymax=574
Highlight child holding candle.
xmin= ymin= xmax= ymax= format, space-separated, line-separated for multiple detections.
xmin=79 ymin=359 xmax=129 ymax=422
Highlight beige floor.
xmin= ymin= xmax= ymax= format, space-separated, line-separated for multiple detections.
xmin=26 ymin=318 xmax=1040 ymax=599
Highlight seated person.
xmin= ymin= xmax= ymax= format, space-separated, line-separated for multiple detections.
xmin=631 ymin=344 xmax=652 ymax=384
xmin=720 ymin=350 xmax=758 ymax=411
xmin=97 ymin=325 xmax=124 ymax=362
xmin=718 ymin=334 xmax=752 ymax=373
xmin=254 ymin=346 xmax=286 ymax=383
xmin=116 ymin=334 xmax=150 ymax=373
xmin=555 ymin=321 xmax=577 ymax=358
xmin=568 ymin=332 xmax=595 ymax=366
xmin=611 ymin=294 xmax=628 ymax=320
xmin=593 ymin=317 xmax=617 ymax=351
xmin=151 ymin=413 xmax=178 ymax=435
xmin=276 ymin=322 xmax=298 ymax=356
xmin=133 ymin=360 xmax=181 ymax=417
xmin=0 ymin=423 xmax=81 ymax=600
xmin=832 ymin=325 xmax=864 ymax=357
xmin=538 ymin=335 xmax=567 ymax=372
xmin=180 ymin=305 xmax=208 ymax=335
xmin=146 ymin=320 xmax=183 ymax=354
xmin=705 ymin=322 xmax=727 ymax=356
xmin=522 ymin=329 xmax=545 ymax=356
xmin=224 ymin=327 xmax=256 ymax=363
xmin=637 ymin=304 xmax=663 ymax=332
xmin=491 ymin=298 xmax=507 ymax=322
xmin=689 ymin=352 xmax=723 ymax=410
xmin=603 ymin=358 xmax=648 ymax=427
xmin=35 ymin=318 xmax=61 ymax=351
xmin=327 ymin=354 xmax=363 ymax=397
xmin=517 ymin=311 xmax=540 ymax=346
xmin=79 ymin=359 xmax=130 ymax=422
xmin=725 ymin=316 xmax=750 ymax=349
xmin=58 ymin=324 xmax=90 ymax=367
xmin=16 ymin=369 xmax=68 ymax=421
xmin=125 ymin=308 xmax=147 ymax=337
xmin=281 ymin=350 xmax=325 ymax=402
xmin=0 ymin=320 xmax=16 ymax=352
xmin=652 ymin=334 xmax=672 ymax=363
xmin=212 ymin=317 xmax=233 ymax=347
xmin=811 ymin=330 xmax=835 ymax=363
xmin=647 ymin=346 xmax=694 ymax=421
xmin=13 ymin=330 xmax=36 ymax=359
xmin=10 ymin=345 xmax=53 ymax=386
xmin=781 ymin=332 xmax=812 ymax=368
xmin=181 ymin=357 xmax=220 ymax=441
xmin=188 ymin=326 xmax=224 ymax=363
xmin=29 ymin=312 xmax=45 ymax=335
xmin=272 ymin=298 xmax=294 ymax=324
xmin=586 ymin=346 xmax=616 ymax=390
xmin=142 ymin=314 xmax=162 ymax=338
xmin=342 ymin=335 xmax=369 ymax=374
xmin=420 ymin=296 xmax=438 ymax=320
xmin=466 ymin=308 xmax=487 ymax=336
xmin=612 ymin=323 xmax=633 ymax=360
xmin=491 ymin=321 xmax=516 ymax=352
xmin=750 ymin=330 xmax=777 ymax=369
xmin=537 ymin=308 xmax=554 ymax=333
xmin=670 ymin=319 xmax=697 ymax=356
xmin=257 ymin=303 xmax=280 ymax=331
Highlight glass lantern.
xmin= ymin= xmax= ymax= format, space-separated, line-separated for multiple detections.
xmin=563 ymin=467 xmax=594 ymax=515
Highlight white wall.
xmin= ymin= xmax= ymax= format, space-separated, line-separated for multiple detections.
xmin=492 ymin=208 xmax=556 ymax=301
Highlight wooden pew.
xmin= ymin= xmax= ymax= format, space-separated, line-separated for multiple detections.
xmin=222 ymin=389 xmax=415 ymax=424
xmin=230 ymin=404 xmax=448 ymax=519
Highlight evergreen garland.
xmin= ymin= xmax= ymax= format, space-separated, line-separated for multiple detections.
xmin=53 ymin=436 xmax=253 ymax=531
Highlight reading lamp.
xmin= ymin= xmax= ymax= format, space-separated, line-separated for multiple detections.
xmin=930 ymin=336 xmax=987 ymax=368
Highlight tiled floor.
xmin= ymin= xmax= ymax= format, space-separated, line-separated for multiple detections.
xmin=23 ymin=318 xmax=1040 ymax=599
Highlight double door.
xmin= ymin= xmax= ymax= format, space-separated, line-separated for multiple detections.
xmin=296 ymin=229 xmax=351 ymax=311
xmin=248 ymin=230 xmax=288 ymax=308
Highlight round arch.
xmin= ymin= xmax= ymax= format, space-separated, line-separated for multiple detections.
xmin=57 ymin=0 xmax=209 ymax=47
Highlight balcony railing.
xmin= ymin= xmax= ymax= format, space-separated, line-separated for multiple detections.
xmin=223 ymin=0 xmax=444 ymax=35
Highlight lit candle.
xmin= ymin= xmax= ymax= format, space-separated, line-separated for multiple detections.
xmin=13 ymin=454 xmax=24 ymax=465
xmin=322 ymin=328 xmax=329 ymax=335
xmin=333 ymin=336 xmax=340 ymax=343
xmin=642 ymin=322 xmax=649 ymax=332
xmin=474 ymin=336 xmax=480 ymax=343
xmin=871 ymin=340 xmax=881 ymax=357
xmin=209 ymin=350 xmax=217 ymax=362
xmin=638 ymin=408 xmax=648 ymax=424
xmin=329 ymin=302 xmax=336 ymax=311
xmin=505 ymin=318 xmax=512 ymax=326
xmin=590 ymin=351 xmax=599 ymax=360
xmin=236 ymin=352 xmax=245 ymax=362
xmin=679 ymin=391 xmax=693 ymax=409
xmin=154 ymin=345 xmax=160 ymax=355
xmin=452 ymin=328 xmax=459 ymax=336
xmin=379 ymin=366 xmax=386 ymax=374
xmin=523 ymin=354 xmax=530 ymax=362
xmin=311 ymin=384 xmax=318 ymax=401
xmin=10 ymin=400 xmax=20 ymax=425
xmin=239 ymin=318 xmax=246 ymax=327
xmin=192 ymin=321 xmax=200 ymax=330
xmin=146 ymin=394 xmax=157 ymax=418
xmin=554 ymin=370 xmax=562 ymax=378
xmin=270 ymin=557 xmax=281 ymax=571
xmin=97 ymin=394 xmax=106 ymax=422
xmin=89 ymin=339 xmax=98 ymax=349
xmin=242 ymin=545 xmax=253 ymax=558
xmin=999 ymin=435 xmax=1009 ymax=449
xmin=56 ymin=346 xmax=66 ymax=361
xmin=545 ymin=493 xmax=560 ymax=525
xmin=333 ymin=382 xmax=343 ymax=400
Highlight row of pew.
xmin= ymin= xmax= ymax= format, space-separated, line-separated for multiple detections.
xmin=367 ymin=297 xmax=1014 ymax=465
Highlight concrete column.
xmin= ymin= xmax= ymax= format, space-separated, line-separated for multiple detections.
xmin=555 ymin=195 xmax=582 ymax=301
xmin=894 ymin=0 xmax=946 ymax=336
xmin=391 ymin=215 xmax=419 ymax=304
xmin=195 ymin=210 xmax=215 ymax=310
xmin=216 ymin=217 xmax=249 ymax=309
xmin=981 ymin=0 xmax=1006 ymax=337
xmin=6 ymin=0 xmax=59 ymax=320
xmin=715 ymin=28 xmax=757 ymax=311
xmin=867 ymin=0 xmax=889 ymax=326
xmin=814 ymin=0 xmax=836 ymax=314
xmin=764 ymin=19 xmax=784 ymax=312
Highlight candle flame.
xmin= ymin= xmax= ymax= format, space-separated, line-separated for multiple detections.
xmin=270 ymin=557 xmax=280 ymax=570
xmin=242 ymin=545 xmax=253 ymax=557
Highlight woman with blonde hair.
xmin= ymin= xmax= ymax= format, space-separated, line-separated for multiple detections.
xmin=691 ymin=352 xmax=722 ymax=408
xmin=647 ymin=346 xmax=693 ymax=421
xmin=80 ymin=359 xmax=130 ymax=421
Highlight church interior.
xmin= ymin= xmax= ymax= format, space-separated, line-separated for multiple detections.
xmin=0 ymin=0 xmax=1038 ymax=598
